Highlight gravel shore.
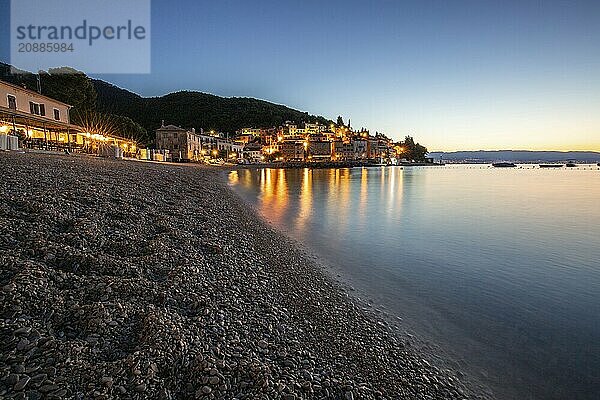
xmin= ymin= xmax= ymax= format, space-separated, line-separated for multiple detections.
xmin=0 ymin=152 xmax=492 ymax=399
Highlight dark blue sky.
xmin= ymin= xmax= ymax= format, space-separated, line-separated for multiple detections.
xmin=1 ymin=0 xmax=599 ymax=150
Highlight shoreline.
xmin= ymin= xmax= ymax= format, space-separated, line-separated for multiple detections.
xmin=224 ymin=172 xmax=500 ymax=399
xmin=1 ymin=152 xmax=492 ymax=399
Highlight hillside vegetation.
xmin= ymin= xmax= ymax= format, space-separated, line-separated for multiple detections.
xmin=1 ymin=63 xmax=332 ymax=146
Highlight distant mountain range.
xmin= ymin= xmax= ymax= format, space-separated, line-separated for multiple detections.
xmin=428 ymin=150 xmax=600 ymax=163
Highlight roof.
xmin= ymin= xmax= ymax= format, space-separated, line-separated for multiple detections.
xmin=0 ymin=106 xmax=136 ymax=143
xmin=0 ymin=79 xmax=73 ymax=108
xmin=156 ymin=124 xmax=187 ymax=131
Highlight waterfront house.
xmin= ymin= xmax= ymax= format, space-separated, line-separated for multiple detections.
xmin=306 ymin=135 xmax=331 ymax=161
xmin=243 ymin=142 xmax=263 ymax=163
xmin=352 ymin=138 xmax=368 ymax=159
xmin=0 ymin=80 xmax=71 ymax=124
xmin=155 ymin=123 xmax=208 ymax=162
xmin=0 ymin=80 xmax=136 ymax=155
xmin=332 ymin=140 xmax=355 ymax=161
xmin=216 ymin=139 xmax=244 ymax=159
xmin=280 ymin=141 xmax=305 ymax=161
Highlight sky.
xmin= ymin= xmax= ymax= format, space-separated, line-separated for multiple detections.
xmin=1 ymin=0 xmax=599 ymax=151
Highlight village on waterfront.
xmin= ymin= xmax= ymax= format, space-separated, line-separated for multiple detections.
xmin=0 ymin=79 xmax=432 ymax=166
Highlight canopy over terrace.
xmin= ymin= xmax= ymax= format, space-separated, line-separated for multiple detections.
xmin=0 ymin=105 xmax=138 ymax=156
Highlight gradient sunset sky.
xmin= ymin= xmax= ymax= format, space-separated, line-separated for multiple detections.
xmin=1 ymin=0 xmax=599 ymax=151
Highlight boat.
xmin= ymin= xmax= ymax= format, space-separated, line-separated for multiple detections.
xmin=566 ymin=161 xmax=577 ymax=168
xmin=597 ymin=163 xmax=600 ymax=167
xmin=539 ymin=164 xmax=563 ymax=168
xmin=492 ymin=162 xmax=516 ymax=168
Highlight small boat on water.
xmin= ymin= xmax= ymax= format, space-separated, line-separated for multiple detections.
xmin=539 ymin=164 xmax=563 ymax=168
xmin=566 ymin=162 xmax=577 ymax=168
xmin=597 ymin=163 xmax=600 ymax=167
xmin=492 ymin=162 xmax=516 ymax=168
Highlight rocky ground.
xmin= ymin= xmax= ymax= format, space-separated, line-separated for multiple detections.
xmin=0 ymin=152 xmax=493 ymax=399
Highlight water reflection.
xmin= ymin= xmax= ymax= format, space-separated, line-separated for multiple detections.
xmin=229 ymin=165 xmax=600 ymax=400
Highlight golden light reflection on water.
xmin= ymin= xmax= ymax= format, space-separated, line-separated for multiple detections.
xmin=259 ymin=168 xmax=289 ymax=222
xmin=228 ymin=170 xmax=239 ymax=185
xmin=295 ymin=168 xmax=313 ymax=230
xmin=330 ymin=169 xmax=352 ymax=235
xmin=230 ymin=165 xmax=600 ymax=241
xmin=230 ymin=167 xmax=411 ymax=235
xmin=229 ymin=166 xmax=600 ymax=400
xmin=358 ymin=168 xmax=369 ymax=226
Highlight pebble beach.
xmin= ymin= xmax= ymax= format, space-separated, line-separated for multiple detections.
xmin=0 ymin=152 xmax=492 ymax=399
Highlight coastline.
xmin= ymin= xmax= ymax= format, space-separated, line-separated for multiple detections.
xmin=1 ymin=152 xmax=492 ymax=399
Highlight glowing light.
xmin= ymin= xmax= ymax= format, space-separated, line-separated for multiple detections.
xmin=212 ymin=150 xmax=218 ymax=156
xmin=0 ymin=125 xmax=8 ymax=133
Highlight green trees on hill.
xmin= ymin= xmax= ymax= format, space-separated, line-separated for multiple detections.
xmin=92 ymin=80 xmax=334 ymax=145
xmin=1 ymin=63 xmax=430 ymax=155
xmin=400 ymin=136 xmax=428 ymax=161
xmin=0 ymin=65 xmax=97 ymax=118
xmin=1 ymin=63 xmax=334 ymax=146
xmin=0 ymin=64 xmax=144 ymax=141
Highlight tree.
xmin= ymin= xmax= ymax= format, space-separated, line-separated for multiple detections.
xmin=402 ymin=135 xmax=428 ymax=161
xmin=336 ymin=116 xmax=345 ymax=127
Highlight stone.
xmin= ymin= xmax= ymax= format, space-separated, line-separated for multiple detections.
xmin=208 ymin=376 xmax=219 ymax=385
xmin=6 ymin=373 xmax=20 ymax=386
xmin=134 ymin=383 xmax=147 ymax=392
xmin=14 ymin=376 xmax=30 ymax=391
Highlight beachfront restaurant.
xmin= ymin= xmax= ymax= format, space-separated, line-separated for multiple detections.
xmin=0 ymin=79 xmax=137 ymax=156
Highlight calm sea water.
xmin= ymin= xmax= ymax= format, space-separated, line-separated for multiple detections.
xmin=228 ymin=165 xmax=600 ymax=400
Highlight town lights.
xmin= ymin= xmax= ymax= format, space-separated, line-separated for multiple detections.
xmin=212 ymin=150 xmax=218 ymax=156
xmin=201 ymin=150 xmax=206 ymax=155
xmin=0 ymin=125 xmax=9 ymax=133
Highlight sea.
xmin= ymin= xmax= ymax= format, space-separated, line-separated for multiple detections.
xmin=228 ymin=164 xmax=600 ymax=400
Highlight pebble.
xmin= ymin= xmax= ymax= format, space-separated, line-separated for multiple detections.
xmin=14 ymin=376 xmax=30 ymax=391
xmin=0 ymin=153 xmax=491 ymax=400
xmin=134 ymin=383 xmax=147 ymax=392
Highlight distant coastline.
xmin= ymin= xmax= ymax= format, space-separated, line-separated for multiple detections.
xmin=428 ymin=150 xmax=600 ymax=163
